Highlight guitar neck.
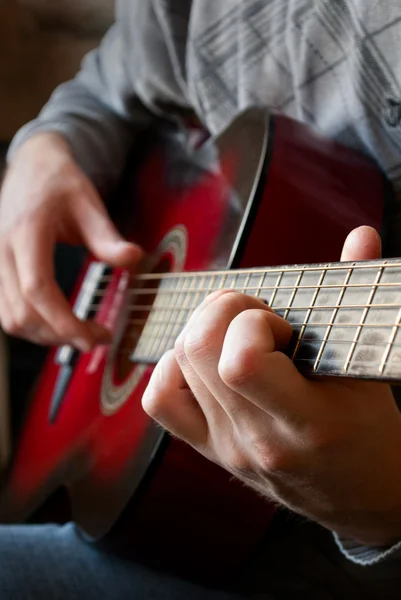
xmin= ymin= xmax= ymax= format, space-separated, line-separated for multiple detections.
xmin=131 ymin=257 xmax=401 ymax=383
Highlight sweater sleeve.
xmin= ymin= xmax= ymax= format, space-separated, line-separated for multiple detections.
xmin=334 ymin=532 xmax=401 ymax=566
xmin=7 ymin=21 xmax=154 ymax=195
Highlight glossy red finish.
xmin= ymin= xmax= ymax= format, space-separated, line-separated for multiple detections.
xmin=0 ymin=110 xmax=387 ymax=584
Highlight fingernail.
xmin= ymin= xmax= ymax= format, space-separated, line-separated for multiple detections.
xmin=89 ymin=322 xmax=112 ymax=344
xmin=73 ymin=338 xmax=92 ymax=353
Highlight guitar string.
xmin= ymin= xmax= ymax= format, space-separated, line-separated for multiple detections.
xmin=93 ymin=260 xmax=401 ymax=282
xmin=126 ymin=319 xmax=401 ymax=329
xmin=121 ymin=302 xmax=401 ymax=313
xmin=114 ymin=343 xmax=400 ymax=369
xmin=89 ymin=280 xmax=401 ymax=298
xmin=76 ymin=264 xmax=401 ymax=370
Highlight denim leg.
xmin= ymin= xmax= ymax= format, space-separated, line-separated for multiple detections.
xmin=0 ymin=522 xmax=246 ymax=600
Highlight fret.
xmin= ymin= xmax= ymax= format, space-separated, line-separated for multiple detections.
xmin=147 ymin=276 xmax=183 ymax=361
xmin=268 ymin=271 xmax=284 ymax=308
xmin=157 ymin=275 xmax=194 ymax=359
xmin=379 ymin=306 xmax=401 ymax=375
xmin=343 ymin=265 xmax=385 ymax=374
xmin=313 ymin=267 xmax=354 ymax=372
xmin=243 ymin=272 xmax=252 ymax=295
xmin=291 ymin=268 xmax=328 ymax=361
xmin=132 ymin=276 xmax=166 ymax=359
xmin=256 ymin=272 xmax=267 ymax=298
xmin=219 ymin=273 xmax=228 ymax=290
xmin=284 ymin=270 xmax=304 ymax=321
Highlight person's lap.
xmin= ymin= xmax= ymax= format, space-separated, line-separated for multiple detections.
xmin=0 ymin=522 xmax=245 ymax=600
xmin=0 ymin=515 xmax=392 ymax=600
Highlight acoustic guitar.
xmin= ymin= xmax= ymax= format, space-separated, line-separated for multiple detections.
xmin=0 ymin=108 xmax=397 ymax=583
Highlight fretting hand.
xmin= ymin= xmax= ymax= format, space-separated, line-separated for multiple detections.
xmin=143 ymin=226 xmax=401 ymax=547
xmin=0 ymin=133 xmax=142 ymax=351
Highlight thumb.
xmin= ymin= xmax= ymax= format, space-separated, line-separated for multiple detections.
xmin=340 ymin=225 xmax=382 ymax=262
xmin=71 ymin=192 xmax=143 ymax=267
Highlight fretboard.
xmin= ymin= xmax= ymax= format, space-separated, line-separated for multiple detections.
xmin=130 ymin=258 xmax=401 ymax=383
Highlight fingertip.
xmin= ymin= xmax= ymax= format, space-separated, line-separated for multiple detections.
xmin=341 ymin=226 xmax=382 ymax=262
xmin=86 ymin=321 xmax=112 ymax=344
xmin=104 ymin=241 xmax=144 ymax=267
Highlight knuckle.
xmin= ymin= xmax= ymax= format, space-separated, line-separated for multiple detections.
xmin=204 ymin=289 xmax=237 ymax=303
xmin=254 ymin=443 xmax=293 ymax=476
xmin=142 ymin=353 xmax=172 ymax=419
xmin=223 ymin=445 xmax=252 ymax=476
xmin=183 ymin=325 xmax=216 ymax=361
xmin=10 ymin=306 xmax=32 ymax=332
xmin=142 ymin=388 xmax=165 ymax=422
xmin=252 ymin=440 xmax=293 ymax=475
xmin=141 ymin=387 xmax=162 ymax=419
xmin=20 ymin=275 xmax=48 ymax=300
xmin=218 ymin=345 xmax=260 ymax=388
xmin=1 ymin=315 xmax=21 ymax=336
xmin=174 ymin=335 xmax=187 ymax=365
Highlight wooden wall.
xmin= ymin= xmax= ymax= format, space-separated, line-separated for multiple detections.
xmin=0 ymin=0 xmax=114 ymax=141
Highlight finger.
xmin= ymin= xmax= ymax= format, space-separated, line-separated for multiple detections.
xmin=219 ymin=308 xmax=315 ymax=424
xmin=0 ymin=244 xmax=56 ymax=342
xmin=341 ymin=226 xmax=381 ymax=262
xmin=178 ymin=291 xmax=291 ymax=424
xmin=13 ymin=223 xmax=98 ymax=352
xmin=70 ymin=190 xmax=142 ymax=268
xmin=142 ymin=349 xmax=209 ymax=447
xmin=178 ymin=288 xmax=276 ymax=342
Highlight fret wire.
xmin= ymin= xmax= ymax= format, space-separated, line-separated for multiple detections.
xmin=164 ymin=275 xmax=192 ymax=355
xmin=291 ymin=267 xmax=328 ymax=361
xmin=268 ymin=271 xmax=284 ymax=308
xmin=256 ymin=272 xmax=267 ymax=298
xmin=208 ymin=274 xmax=218 ymax=296
xmin=313 ymin=266 xmax=354 ymax=373
xmin=379 ymin=306 xmax=401 ymax=375
xmin=343 ymin=264 xmax=385 ymax=374
xmin=140 ymin=286 xmax=163 ymax=359
xmin=132 ymin=278 xmax=161 ymax=358
xmin=159 ymin=275 xmax=193 ymax=357
xmin=243 ymin=272 xmax=252 ymax=294
xmin=230 ymin=273 xmax=238 ymax=289
xmin=188 ymin=273 xmax=209 ymax=325
xmin=219 ymin=274 xmax=228 ymax=291
xmin=190 ymin=274 xmax=209 ymax=321
xmin=147 ymin=276 xmax=182 ymax=360
xmin=284 ymin=270 xmax=304 ymax=321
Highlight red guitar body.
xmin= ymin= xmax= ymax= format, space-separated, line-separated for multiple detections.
xmin=0 ymin=109 xmax=389 ymax=583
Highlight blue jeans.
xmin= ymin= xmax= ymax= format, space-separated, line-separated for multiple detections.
xmin=0 ymin=518 xmax=395 ymax=600
xmin=0 ymin=523 xmax=244 ymax=599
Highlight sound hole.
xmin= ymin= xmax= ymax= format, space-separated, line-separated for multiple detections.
xmin=115 ymin=257 xmax=171 ymax=381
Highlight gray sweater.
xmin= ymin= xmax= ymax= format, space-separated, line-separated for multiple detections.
xmin=8 ymin=0 xmax=401 ymax=596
